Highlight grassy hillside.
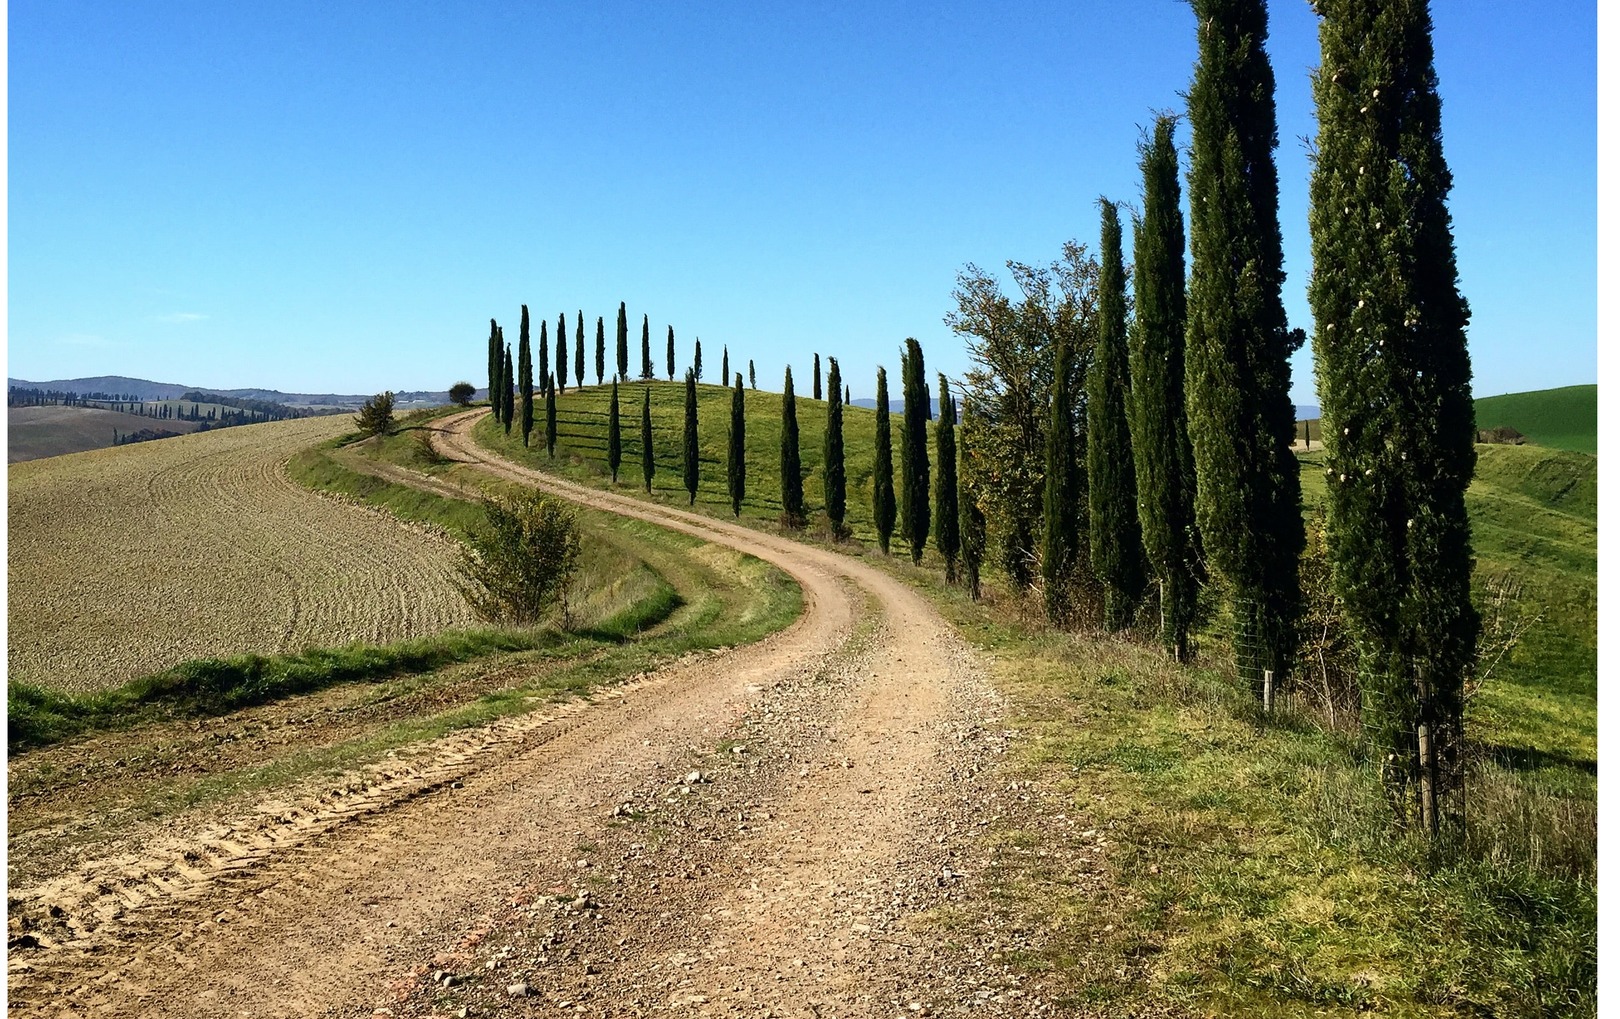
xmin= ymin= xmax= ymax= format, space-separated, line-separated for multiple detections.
xmin=1474 ymin=385 xmax=1596 ymax=454
xmin=8 ymin=404 xmax=201 ymax=462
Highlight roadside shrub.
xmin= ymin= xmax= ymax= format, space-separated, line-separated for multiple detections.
xmin=355 ymin=391 xmax=395 ymax=436
xmin=448 ymin=381 xmax=476 ymax=406
xmin=456 ymin=491 xmax=582 ymax=625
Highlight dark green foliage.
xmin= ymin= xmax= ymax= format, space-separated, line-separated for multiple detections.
xmin=1129 ymin=115 xmax=1200 ymax=661
xmin=557 ymin=313 xmax=569 ymax=393
xmin=959 ymin=401 xmax=987 ymax=600
xmin=666 ymin=325 xmax=675 ymax=381
xmin=487 ymin=318 xmax=500 ymax=404
xmin=934 ymin=375 xmax=960 ymax=583
xmin=538 ymin=317 xmax=549 ymax=399
xmin=641 ymin=388 xmax=655 ymax=492
xmin=519 ymin=305 xmax=535 ymax=446
xmin=1309 ymin=0 xmax=1477 ymax=831
xmin=355 ymin=391 xmax=395 ymax=436
xmin=640 ymin=314 xmax=653 ymax=380
xmin=501 ymin=342 xmax=515 ymax=433
xmin=457 ymin=490 xmax=582 ymax=625
xmin=823 ymin=358 xmax=846 ymax=533
xmin=727 ymin=373 xmax=746 ymax=516
xmin=574 ymin=311 xmax=585 ymax=390
xmin=694 ymin=338 xmax=703 ymax=382
xmin=595 ymin=316 xmax=606 ymax=385
xmin=873 ymin=367 xmax=896 ymax=554
xmin=683 ymin=370 xmax=699 ymax=504
xmin=844 ymin=383 xmax=850 ymax=406
xmin=449 ymin=382 xmax=475 ymax=406
xmin=749 ymin=360 xmax=757 ymax=390
xmin=1042 ymin=331 xmax=1080 ymax=623
xmin=1088 ymin=200 xmax=1147 ymax=630
xmin=899 ymin=338 xmax=931 ymax=564
xmin=778 ymin=367 xmax=805 ymax=528
xmin=722 ymin=347 xmax=730 ymax=391
xmin=545 ymin=375 xmax=557 ymax=456
xmin=813 ymin=353 xmax=822 ymax=400
xmin=616 ymin=302 xmax=629 ymax=382
xmin=607 ymin=380 xmax=622 ymax=482
xmin=1186 ymin=0 xmax=1304 ymax=693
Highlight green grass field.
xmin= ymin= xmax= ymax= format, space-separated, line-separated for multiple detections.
xmin=1474 ymin=384 xmax=1597 ymax=454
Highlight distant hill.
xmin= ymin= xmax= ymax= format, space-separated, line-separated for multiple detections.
xmin=8 ymin=376 xmax=465 ymax=409
xmin=1474 ymin=384 xmax=1596 ymax=455
xmin=8 ymin=405 xmax=203 ymax=462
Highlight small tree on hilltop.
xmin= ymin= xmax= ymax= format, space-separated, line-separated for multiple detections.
xmin=456 ymin=491 xmax=582 ymax=626
xmin=780 ymin=366 xmax=805 ymax=528
xmin=449 ymin=382 xmax=476 ymax=406
xmin=694 ymin=338 xmax=704 ymax=382
xmin=355 ymin=391 xmax=395 ymax=435
xmin=640 ymin=313 xmax=654 ymax=380
xmin=666 ymin=325 xmax=676 ymax=381
xmin=749 ymin=360 xmax=757 ymax=389
xmin=616 ymin=302 xmax=629 ymax=382
xmin=574 ymin=311 xmax=586 ymax=390
xmin=813 ymin=353 xmax=822 ymax=400
xmin=538 ymin=318 xmax=549 ymax=397
xmin=722 ymin=346 xmax=730 ymax=390
xmin=595 ymin=316 xmax=606 ymax=385
xmin=556 ymin=313 xmax=569 ymax=393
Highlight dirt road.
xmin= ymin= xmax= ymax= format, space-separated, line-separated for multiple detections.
xmin=9 ymin=410 xmax=1052 ymax=1017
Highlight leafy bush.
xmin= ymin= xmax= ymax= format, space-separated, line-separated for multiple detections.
xmin=448 ymin=381 xmax=476 ymax=406
xmin=456 ymin=491 xmax=582 ymax=625
xmin=354 ymin=391 xmax=395 ymax=435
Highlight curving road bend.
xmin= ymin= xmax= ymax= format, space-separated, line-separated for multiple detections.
xmin=10 ymin=409 xmax=1044 ymax=1018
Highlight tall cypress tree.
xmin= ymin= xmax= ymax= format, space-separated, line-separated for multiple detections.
xmin=574 ymin=311 xmax=586 ymax=390
xmin=873 ymin=367 xmax=896 ymax=554
xmin=1041 ymin=332 xmax=1080 ymax=623
xmin=557 ymin=313 xmax=569 ymax=393
xmin=1089 ymin=200 xmax=1147 ymax=630
xmin=683 ymin=369 xmax=700 ymax=504
xmin=518 ymin=305 xmax=535 ymax=446
xmin=694 ymin=338 xmax=703 ymax=382
xmin=934 ymin=375 xmax=960 ymax=583
xmin=595 ymin=316 xmax=606 ymax=385
xmin=487 ymin=319 xmax=500 ymax=404
xmin=749 ymin=360 xmax=757 ymax=390
xmin=607 ymin=380 xmax=622 ymax=482
xmin=721 ymin=347 xmax=730 ymax=391
xmin=616 ymin=302 xmax=629 ymax=382
xmin=780 ymin=367 xmax=805 ymax=527
xmin=1186 ymin=0 xmax=1304 ymax=694
xmin=1310 ymin=0 xmax=1476 ymax=831
xmin=545 ymin=374 xmax=558 ymax=456
xmin=666 ymin=325 xmax=676 ymax=381
xmin=959 ymin=400 xmax=987 ymax=601
xmin=727 ymin=373 xmax=746 ymax=516
xmin=641 ymin=388 xmax=655 ymax=492
xmin=501 ymin=342 xmax=515 ymax=433
xmin=812 ymin=353 xmax=822 ymax=400
xmin=640 ymin=314 xmax=653 ymax=380
xmin=823 ymin=357 xmax=846 ymax=534
xmin=899 ymin=338 xmax=931 ymax=564
xmin=538 ymin=318 xmax=550 ymax=401
xmin=1130 ymin=115 xmax=1200 ymax=661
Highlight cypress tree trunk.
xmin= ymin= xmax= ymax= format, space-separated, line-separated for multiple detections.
xmin=666 ymin=326 xmax=676 ymax=381
xmin=780 ymin=367 xmax=805 ymax=527
xmin=1129 ymin=115 xmax=1200 ymax=662
xmin=519 ymin=305 xmax=535 ymax=447
xmin=959 ymin=400 xmax=987 ymax=601
xmin=694 ymin=339 xmax=703 ymax=382
xmin=545 ymin=375 xmax=557 ymax=456
xmin=641 ymin=388 xmax=655 ymax=492
xmin=727 ymin=374 xmax=746 ymax=516
xmin=640 ymin=314 xmax=653 ymax=379
xmin=574 ymin=311 xmax=585 ymax=390
xmin=899 ymin=339 xmax=931 ymax=565
xmin=1089 ymin=200 xmax=1147 ymax=630
xmin=595 ymin=316 xmax=606 ymax=385
xmin=873 ymin=367 xmax=896 ymax=554
xmin=608 ymin=380 xmax=622 ymax=482
xmin=934 ymin=375 xmax=960 ymax=583
xmin=501 ymin=342 xmax=515 ymax=433
xmin=1310 ymin=0 xmax=1476 ymax=832
xmin=722 ymin=347 xmax=730 ymax=391
xmin=1186 ymin=0 xmax=1305 ymax=695
xmin=683 ymin=370 xmax=699 ymax=504
xmin=823 ymin=358 xmax=846 ymax=535
xmin=1041 ymin=333 xmax=1079 ymax=623
xmin=616 ymin=302 xmax=629 ymax=382
xmin=813 ymin=353 xmax=822 ymax=400
xmin=557 ymin=314 xmax=569 ymax=393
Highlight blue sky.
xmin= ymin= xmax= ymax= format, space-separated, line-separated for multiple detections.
xmin=8 ymin=1 xmax=1596 ymax=404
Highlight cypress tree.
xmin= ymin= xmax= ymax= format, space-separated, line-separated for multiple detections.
xmin=899 ymin=338 xmax=931 ymax=564
xmin=1309 ymin=0 xmax=1476 ymax=831
xmin=667 ymin=325 xmax=676 ymax=381
xmin=934 ymin=375 xmax=960 ymax=583
xmin=556 ymin=313 xmax=568 ymax=393
xmin=1089 ymin=199 xmax=1147 ymax=630
xmin=1130 ymin=115 xmax=1200 ymax=661
xmin=780 ymin=367 xmax=805 ymax=528
xmin=823 ymin=357 xmax=846 ymax=534
xmin=727 ymin=373 xmax=746 ymax=516
xmin=595 ymin=316 xmax=606 ymax=385
xmin=519 ymin=305 xmax=535 ymax=446
xmin=545 ymin=374 xmax=558 ymax=456
xmin=959 ymin=400 xmax=987 ymax=601
xmin=812 ymin=353 xmax=822 ymax=400
xmin=694 ymin=338 xmax=703 ymax=382
xmin=616 ymin=302 xmax=629 ymax=382
xmin=487 ymin=319 xmax=500 ymax=403
xmin=641 ymin=388 xmax=655 ymax=492
xmin=574 ymin=311 xmax=585 ymax=390
xmin=749 ymin=360 xmax=757 ymax=390
xmin=844 ymin=383 xmax=850 ymax=406
xmin=1041 ymin=332 xmax=1080 ymax=623
xmin=501 ymin=342 xmax=515 ymax=433
xmin=608 ymin=380 xmax=622 ymax=482
xmin=873 ymin=367 xmax=896 ymax=554
xmin=683 ymin=370 xmax=699 ymax=504
xmin=538 ymin=318 xmax=549 ymax=401
xmin=722 ymin=347 xmax=730 ymax=391
xmin=640 ymin=314 xmax=653 ymax=379
xmin=1185 ymin=0 xmax=1305 ymax=695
